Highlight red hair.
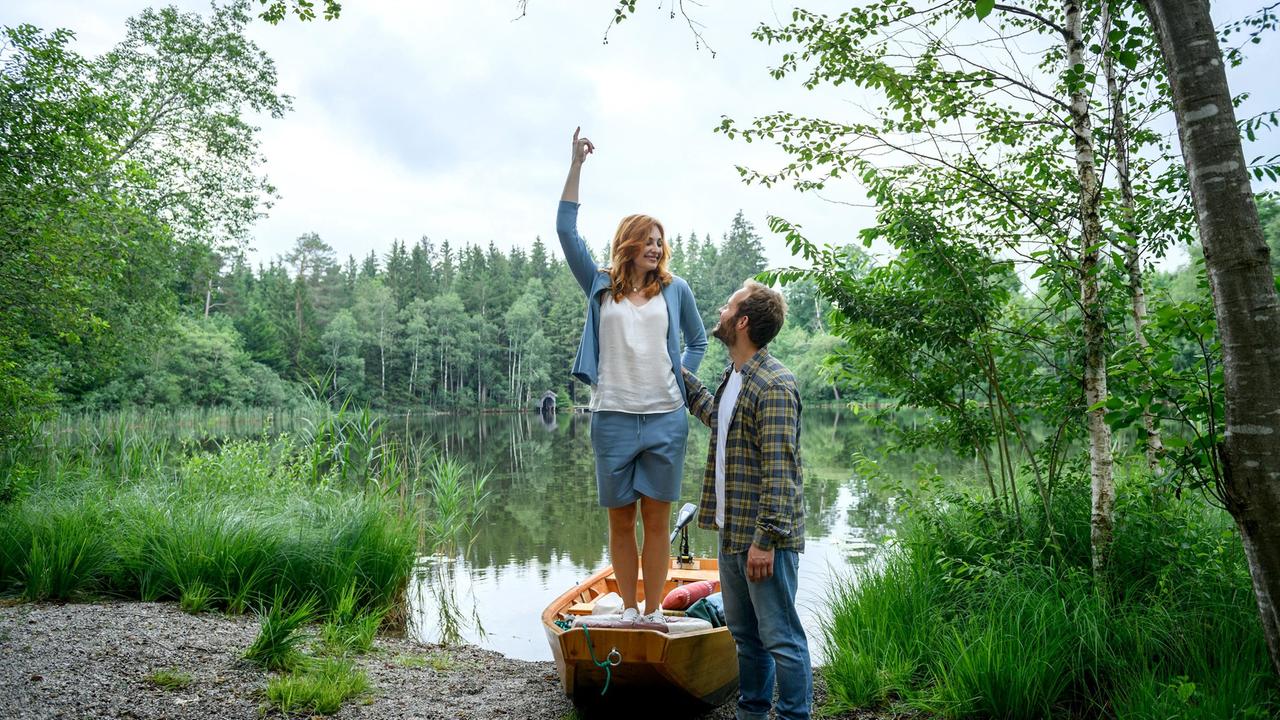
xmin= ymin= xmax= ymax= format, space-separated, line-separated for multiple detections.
xmin=606 ymin=214 xmax=672 ymax=302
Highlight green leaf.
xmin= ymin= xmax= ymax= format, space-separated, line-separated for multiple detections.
xmin=975 ymin=0 xmax=995 ymax=20
xmin=1118 ymin=51 xmax=1139 ymax=70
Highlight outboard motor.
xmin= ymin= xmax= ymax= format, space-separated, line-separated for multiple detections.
xmin=669 ymin=502 xmax=697 ymax=567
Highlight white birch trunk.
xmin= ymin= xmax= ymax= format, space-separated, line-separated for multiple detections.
xmin=1066 ymin=0 xmax=1117 ymax=575
xmin=1102 ymin=3 xmax=1163 ymax=472
xmin=1142 ymin=0 xmax=1280 ymax=678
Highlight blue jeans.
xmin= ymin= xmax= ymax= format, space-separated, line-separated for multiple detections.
xmin=719 ymin=547 xmax=812 ymax=720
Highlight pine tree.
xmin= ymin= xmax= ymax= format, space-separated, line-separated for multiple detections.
xmin=384 ymin=239 xmax=411 ymax=310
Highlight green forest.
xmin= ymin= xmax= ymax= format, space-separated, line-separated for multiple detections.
xmin=6 ymin=0 xmax=1280 ymax=718
xmin=50 ymin=212 xmax=848 ymax=413
xmin=0 ymin=0 xmax=846 ymax=427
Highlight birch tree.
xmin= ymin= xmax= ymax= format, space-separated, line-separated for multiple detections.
xmin=427 ymin=292 xmax=468 ymax=404
xmin=400 ymin=297 xmax=433 ymax=404
xmin=352 ymin=277 xmax=399 ymax=403
xmin=1100 ymin=1 xmax=1163 ymax=472
xmin=1139 ymin=0 xmax=1280 ymax=678
xmin=716 ymin=0 xmax=1164 ymax=570
xmin=320 ymin=309 xmax=362 ymax=400
xmin=505 ymin=279 xmax=550 ymax=408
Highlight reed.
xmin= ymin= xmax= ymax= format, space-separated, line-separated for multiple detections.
xmin=417 ymin=455 xmax=491 ymax=555
xmin=4 ymin=403 xmax=491 ymax=663
xmin=821 ymin=472 xmax=1278 ymax=718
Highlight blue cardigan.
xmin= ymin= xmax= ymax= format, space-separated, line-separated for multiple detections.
xmin=556 ymin=200 xmax=708 ymax=405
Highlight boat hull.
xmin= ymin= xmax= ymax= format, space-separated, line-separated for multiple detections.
xmin=541 ymin=559 xmax=738 ymax=709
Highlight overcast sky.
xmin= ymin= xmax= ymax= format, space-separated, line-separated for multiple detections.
xmin=4 ymin=0 xmax=1277 ymax=270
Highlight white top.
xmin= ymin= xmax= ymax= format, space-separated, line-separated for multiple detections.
xmin=590 ymin=292 xmax=684 ymax=414
xmin=715 ymin=369 xmax=744 ymax=529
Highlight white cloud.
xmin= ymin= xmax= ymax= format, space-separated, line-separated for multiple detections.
xmin=2 ymin=0 xmax=1275 ymax=274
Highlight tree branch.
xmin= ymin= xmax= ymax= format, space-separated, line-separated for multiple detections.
xmin=993 ymin=3 xmax=1069 ymax=39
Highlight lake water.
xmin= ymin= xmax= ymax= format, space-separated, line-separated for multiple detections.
xmin=400 ymin=408 xmax=970 ymax=662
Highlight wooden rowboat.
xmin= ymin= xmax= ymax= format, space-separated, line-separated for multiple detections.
xmin=540 ymin=556 xmax=739 ymax=709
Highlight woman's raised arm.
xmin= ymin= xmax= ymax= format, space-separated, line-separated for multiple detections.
xmin=560 ymin=126 xmax=593 ymax=203
xmin=557 ymin=127 xmax=600 ymax=294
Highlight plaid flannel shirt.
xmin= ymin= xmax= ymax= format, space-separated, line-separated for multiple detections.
xmin=683 ymin=348 xmax=805 ymax=555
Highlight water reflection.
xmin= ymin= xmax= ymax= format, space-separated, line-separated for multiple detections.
xmin=408 ymin=555 xmax=487 ymax=646
xmin=398 ymin=407 xmax=970 ymax=660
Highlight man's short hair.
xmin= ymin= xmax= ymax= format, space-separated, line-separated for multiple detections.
xmin=738 ymin=279 xmax=787 ymax=348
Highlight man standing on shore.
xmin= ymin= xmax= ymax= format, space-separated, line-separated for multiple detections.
xmin=681 ymin=279 xmax=811 ymax=720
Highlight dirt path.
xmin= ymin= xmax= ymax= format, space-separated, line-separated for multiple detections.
xmin=0 ymin=601 xmax=893 ymax=720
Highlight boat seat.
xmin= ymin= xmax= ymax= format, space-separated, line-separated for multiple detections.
xmin=666 ymin=568 xmax=719 ymax=583
xmin=565 ymin=600 xmax=597 ymax=615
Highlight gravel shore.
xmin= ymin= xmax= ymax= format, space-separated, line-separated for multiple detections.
xmin=0 ymin=601 xmax=888 ymax=720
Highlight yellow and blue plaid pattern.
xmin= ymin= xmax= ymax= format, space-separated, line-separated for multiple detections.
xmin=683 ymin=348 xmax=805 ymax=554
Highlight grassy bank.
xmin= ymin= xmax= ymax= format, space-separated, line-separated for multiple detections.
xmin=0 ymin=406 xmax=487 ymax=620
xmin=822 ymin=470 xmax=1276 ymax=719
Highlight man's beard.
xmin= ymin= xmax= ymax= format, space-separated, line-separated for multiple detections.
xmin=712 ymin=319 xmax=736 ymax=346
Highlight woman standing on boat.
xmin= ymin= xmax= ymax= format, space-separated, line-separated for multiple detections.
xmin=556 ymin=127 xmax=708 ymax=624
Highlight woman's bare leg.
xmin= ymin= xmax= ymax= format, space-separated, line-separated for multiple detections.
xmin=608 ymin=503 xmax=640 ymax=610
xmin=639 ymin=496 xmax=672 ymax=615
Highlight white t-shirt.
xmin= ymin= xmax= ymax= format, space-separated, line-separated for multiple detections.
xmin=715 ymin=369 xmax=744 ymax=529
xmin=590 ymin=292 xmax=684 ymax=414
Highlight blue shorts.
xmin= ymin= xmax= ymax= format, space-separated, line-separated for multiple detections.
xmin=589 ymin=409 xmax=689 ymax=508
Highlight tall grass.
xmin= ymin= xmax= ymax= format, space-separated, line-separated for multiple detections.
xmin=319 ymin=580 xmax=386 ymax=654
xmin=1 ymin=404 xmax=492 ymax=720
xmin=415 ymin=455 xmax=491 ymax=554
xmin=40 ymin=405 xmax=315 ymax=450
xmin=925 ymin=572 xmax=1078 ymax=719
xmin=822 ymin=471 xmax=1278 ymax=719
xmin=245 ymin=593 xmax=319 ymax=671
xmin=0 ymin=434 xmax=419 ymax=613
xmin=8 ymin=499 xmax=114 ymax=601
xmin=266 ymin=657 xmax=370 ymax=715
xmin=821 ymin=549 xmax=943 ymax=707
xmin=0 ymin=403 xmax=493 ymax=621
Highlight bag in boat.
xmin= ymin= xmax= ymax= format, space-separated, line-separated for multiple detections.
xmin=572 ymin=614 xmax=668 ymax=632
xmin=571 ymin=614 xmax=713 ymax=635
xmin=685 ymin=592 xmax=726 ymax=628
